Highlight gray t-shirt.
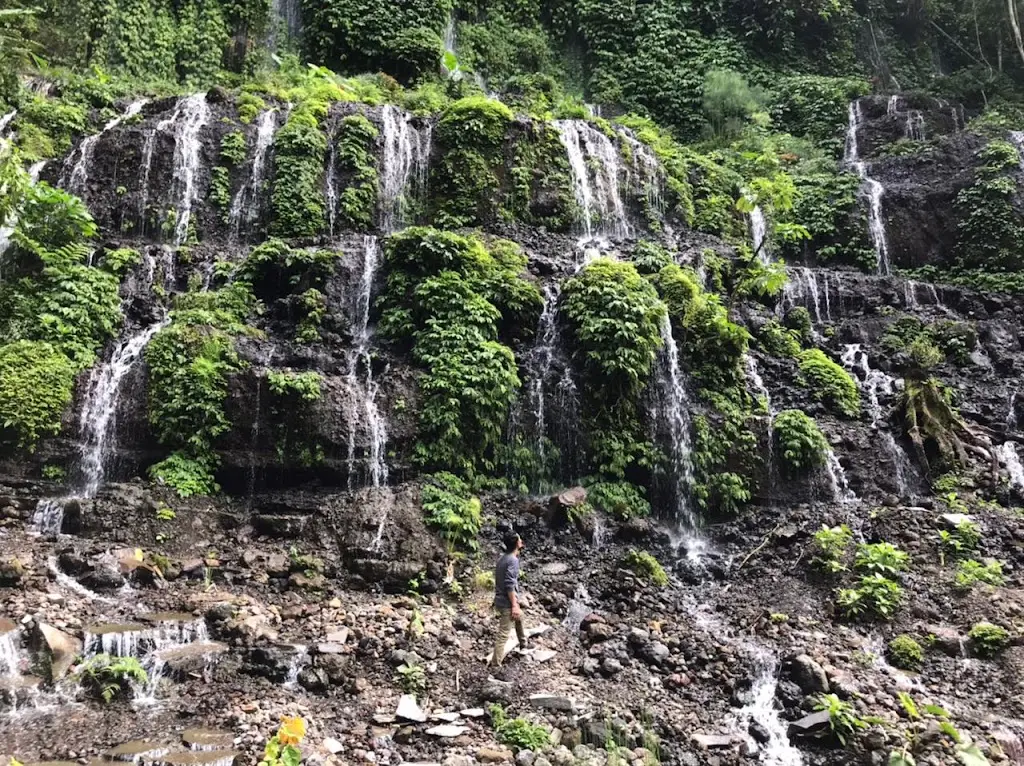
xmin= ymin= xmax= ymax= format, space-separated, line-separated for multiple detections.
xmin=493 ymin=553 xmax=520 ymax=610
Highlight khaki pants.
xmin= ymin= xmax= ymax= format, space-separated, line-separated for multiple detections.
xmin=491 ymin=607 xmax=526 ymax=667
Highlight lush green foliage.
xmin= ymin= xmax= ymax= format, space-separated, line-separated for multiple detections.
xmin=74 ymin=654 xmax=148 ymax=702
xmin=967 ymin=622 xmax=1010 ymax=658
xmin=489 ymin=704 xmax=552 ymax=752
xmin=937 ymin=518 xmax=980 ymax=564
xmin=837 ymin=573 xmax=903 ymax=621
xmin=333 ymin=114 xmax=380 ymax=230
xmin=145 ymin=283 xmax=255 ymax=496
xmin=854 ymin=542 xmax=910 ymax=577
xmin=586 ymin=481 xmax=651 ymax=520
xmin=624 ymin=549 xmax=668 ymax=586
xmin=271 ymin=107 xmax=327 ymax=238
xmin=813 ymin=693 xmax=868 ymax=746
xmin=812 ymin=524 xmax=852 ymax=573
xmin=774 ymin=409 xmax=829 ymax=475
xmin=887 ymin=635 xmax=923 ymax=670
xmin=0 ymin=340 xmax=76 ymax=450
xmin=421 ymin=471 xmax=482 ymax=551
xmin=381 ymin=228 xmax=540 ymax=477
xmin=563 ymin=258 xmax=664 ymax=482
xmin=430 ymin=97 xmax=514 ymax=227
xmin=797 ymin=349 xmax=860 ymax=418
xmin=955 ymin=559 xmax=1004 ymax=591
xmin=954 ymin=141 xmax=1024 ymax=276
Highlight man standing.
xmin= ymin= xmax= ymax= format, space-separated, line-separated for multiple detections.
xmin=491 ymin=532 xmax=527 ymax=667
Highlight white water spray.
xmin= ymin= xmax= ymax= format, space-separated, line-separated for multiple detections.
xmin=846 ymin=100 xmax=891 ymax=275
xmin=554 ymin=120 xmax=630 ymax=240
xmin=228 ymin=109 xmax=279 ymax=237
xmin=62 ymin=100 xmax=147 ymax=196
xmin=379 ymin=105 xmax=432 ymax=232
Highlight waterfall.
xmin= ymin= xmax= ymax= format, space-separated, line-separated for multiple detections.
xmin=656 ymin=314 xmax=700 ymax=545
xmin=61 ymin=100 xmax=147 ymax=196
xmin=824 ymin=449 xmax=856 ymax=503
xmin=562 ymin=584 xmax=591 ymax=635
xmin=78 ymin=319 xmax=170 ymax=497
xmin=845 ymin=100 xmax=891 ymax=276
xmin=737 ymin=649 xmax=804 ymax=766
xmin=138 ymin=94 xmax=210 ymax=244
xmin=442 ymin=11 xmax=460 ymax=78
xmin=1009 ymin=391 xmax=1020 ymax=433
xmin=749 ymin=206 xmax=769 ymax=263
xmin=0 ymin=110 xmax=15 ymax=136
xmin=345 ymin=236 xmax=389 ymax=493
xmin=997 ymin=443 xmax=1024 ymax=491
xmin=618 ymin=127 xmax=665 ymax=219
xmin=745 ymin=355 xmax=775 ymax=484
xmin=1010 ymin=132 xmax=1024 ymax=170
xmin=269 ymin=0 xmax=302 ymax=45
xmin=554 ymin=119 xmax=630 ymax=241
xmin=378 ymin=105 xmax=432 ymax=232
xmin=840 ymin=344 xmax=913 ymax=496
xmin=283 ymin=644 xmax=310 ymax=688
xmin=782 ymin=267 xmax=830 ymax=324
xmin=228 ymin=109 xmax=279 ymax=238
xmin=886 ymin=95 xmax=925 ymax=140
xmin=518 ymin=284 xmax=562 ymax=484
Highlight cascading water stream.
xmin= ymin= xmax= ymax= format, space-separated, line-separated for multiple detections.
xmin=781 ymin=267 xmax=831 ymax=324
xmin=61 ymin=100 xmax=147 ymax=196
xmin=840 ymin=344 xmax=913 ymax=496
xmin=78 ymin=320 xmax=171 ymax=498
xmin=554 ymin=120 xmax=630 ymax=241
xmin=0 ymin=111 xmax=16 ymax=136
xmin=228 ymin=109 xmax=279 ymax=238
xmin=138 ymin=94 xmax=210 ymax=244
xmin=997 ymin=443 xmax=1024 ymax=492
xmin=749 ymin=206 xmax=769 ymax=263
xmin=517 ymin=284 xmax=562 ymax=486
xmin=745 ymin=355 xmax=775 ymax=485
xmin=379 ymin=105 xmax=432 ymax=233
xmin=845 ymin=100 xmax=891 ymax=276
xmin=655 ymin=314 xmax=706 ymax=560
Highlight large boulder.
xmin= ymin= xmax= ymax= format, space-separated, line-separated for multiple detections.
xmin=35 ymin=623 xmax=82 ymax=681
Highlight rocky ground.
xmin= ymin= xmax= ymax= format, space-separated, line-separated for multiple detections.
xmin=3 ymin=471 xmax=1024 ymax=766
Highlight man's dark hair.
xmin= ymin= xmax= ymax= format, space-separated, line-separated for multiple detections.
xmin=503 ymin=532 xmax=521 ymax=553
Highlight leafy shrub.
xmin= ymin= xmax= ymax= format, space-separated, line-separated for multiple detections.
xmin=812 ymin=524 xmax=852 ymax=573
xmin=954 ymin=559 xmax=1004 ymax=591
xmin=837 ymin=574 xmax=903 ymax=621
xmin=631 ymin=241 xmax=675 ymax=274
xmin=220 ymin=130 xmax=248 ymax=166
xmin=421 ymin=472 xmax=482 ymax=551
xmin=783 ymin=307 xmax=812 ymax=341
xmin=756 ymin=320 xmax=802 ymax=358
xmin=333 ymin=114 xmax=380 ymax=230
xmin=701 ymin=69 xmax=767 ymax=140
xmin=489 ymin=704 xmax=552 ymax=751
xmin=586 ymin=481 xmax=651 ymax=520
xmin=270 ymin=109 xmax=327 ymax=237
xmin=624 ymin=549 xmax=668 ymax=586
xmin=396 ymin=662 xmax=427 ymax=697
xmin=854 ymin=542 xmax=910 ymax=577
xmin=797 ymin=349 xmax=860 ymax=418
xmin=812 ymin=693 xmax=868 ymax=745
xmin=887 ymin=635 xmax=923 ymax=670
xmin=74 ymin=654 xmax=148 ymax=702
xmin=937 ymin=519 xmax=981 ymax=565
xmin=266 ymin=370 xmax=324 ymax=468
xmin=968 ymin=622 xmax=1010 ymax=658
xmin=0 ymin=341 xmax=76 ymax=450
xmin=774 ymin=409 xmax=829 ymax=474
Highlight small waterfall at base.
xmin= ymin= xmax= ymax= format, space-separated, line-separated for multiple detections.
xmin=845 ymin=100 xmax=891 ymax=276
xmin=283 ymin=645 xmax=310 ymax=688
xmin=1009 ymin=390 xmax=1020 ymax=433
xmin=61 ymin=100 xmax=147 ymax=196
xmin=228 ymin=109 xmax=279 ymax=238
xmin=997 ymin=443 xmax=1024 ymax=491
xmin=656 ymin=314 xmax=705 ymax=560
xmin=618 ymin=126 xmax=665 ymax=219
xmin=345 ymin=236 xmax=389 ymax=495
xmin=781 ymin=267 xmax=830 ymax=324
xmin=562 ymin=584 xmax=591 ymax=635
xmin=824 ymin=449 xmax=856 ymax=503
xmin=737 ymin=649 xmax=804 ymax=766
xmin=516 ymin=284 xmax=562 ymax=487
xmin=269 ymin=0 xmax=302 ymax=46
xmin=379 ymin=105 xmax=432 ymax=232
xmin=554 ymin=120 xmax=630 ymax=241
xmin=1011 ymin=132 xmax=1024 ymax=170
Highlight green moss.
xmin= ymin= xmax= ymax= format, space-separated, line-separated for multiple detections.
xmin=270 ymin=109 xmax=327 ymax=238
xmin=430 ymin=96 xmax=514 ymax=228
xmin=797 ymin=349 xmax=860 ymax=418
xmin=0 ymin=341 xmax=76 ymax=451
xmin=504 ymin=120 xmax=576 ymax=230
xmin=968 ymin=622 xmax=1010 ymax=658
xmin=624 ymin=549 xmax=668 ymax=586
xmin=333 ymin=113 xmax=380 ymax=231
xmin=266 ymin=369 xmax=323 ymax=467
xmin=237 ymin=93 xmax=266 ymax=124
xmin=220 ymin=130 xmax=248 ymax=166
xmin=775 ymin=409 xmax=829 ymax=475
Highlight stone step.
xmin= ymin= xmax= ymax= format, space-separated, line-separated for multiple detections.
xmin=138 ymin=612 xmax=199 ymax=624
xmin=86 ymin=623 xmax=149 ymax=636
xmin=155 ymin=751 xmax=240 ymax=766
xmin=105 ymin=741 xmax=176 ymax=761
xmin=181 ymin=729 xmax=234 ymax=751
xmin=154 ymin=642 xmax=228 ymax=679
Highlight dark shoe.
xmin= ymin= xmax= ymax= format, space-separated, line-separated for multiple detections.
xmin=489 ymin=667 xmax=510 ymax=682
xmin=517 ymin=639 xmax=531 ymax=652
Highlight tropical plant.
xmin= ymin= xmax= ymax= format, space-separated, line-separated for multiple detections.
xmin=836 ymin=574 xmax=903 ymax=621
xmin=489 ymin=704 xmax=552 ymax=751
xmin=967 ymin=622 xmax=1010 ymax=658
xmin=259 ymin=717 xmax=306 ymax=766
xmin=812 ymin=524 xmax=852 ymax=573
xmin=74 ymin=654 xmax=148 ymax=702
xmin=854 ymin=542 xmax=910 ymax=577
xmin=813 ymin=693 xmax=868 ymax=745
xmin=954 ymin=559 xmax=1004 ymax=591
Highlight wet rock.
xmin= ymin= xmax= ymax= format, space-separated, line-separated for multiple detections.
xmin=601 ymin=657 xmax=623 ymax=676
xmin=782 ymin=654 xmax=829 ymax=694
xmin=80 ymin=565 xmax=124 ymax=591
xmin=106 ymin=741 xmax=173 ymax=761
xmin=159 ymin=752 xmax=241 ymax=766
xmin=787 ymin=710 xmax=832 ymax=740
xmin=253 ymin=514 xmax=308 ymax=538
xmin=396 ymin=693 xmax=427 ymax=723
xmin=0 ymin=556 xmax=24 ymax=585
xmin=426 ymin=724 xmax=468 ymax=738
xmin=692 ymin=734 xmax=733 ymax=750
xmin=35 ymin=623 xmax=81 ymax=681
xmin=748 ymin=721 xmax=770 ymax=745
xmin=530 ymin=693 xmax=575 ymax=712
xmin=922 ymin=624 xmax=964 ymax=657
xmin=181 ymin=730 xmax=234 ymax=750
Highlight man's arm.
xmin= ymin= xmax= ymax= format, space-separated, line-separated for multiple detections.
xmin=505 ymin=558 xmax=521 ymax=618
